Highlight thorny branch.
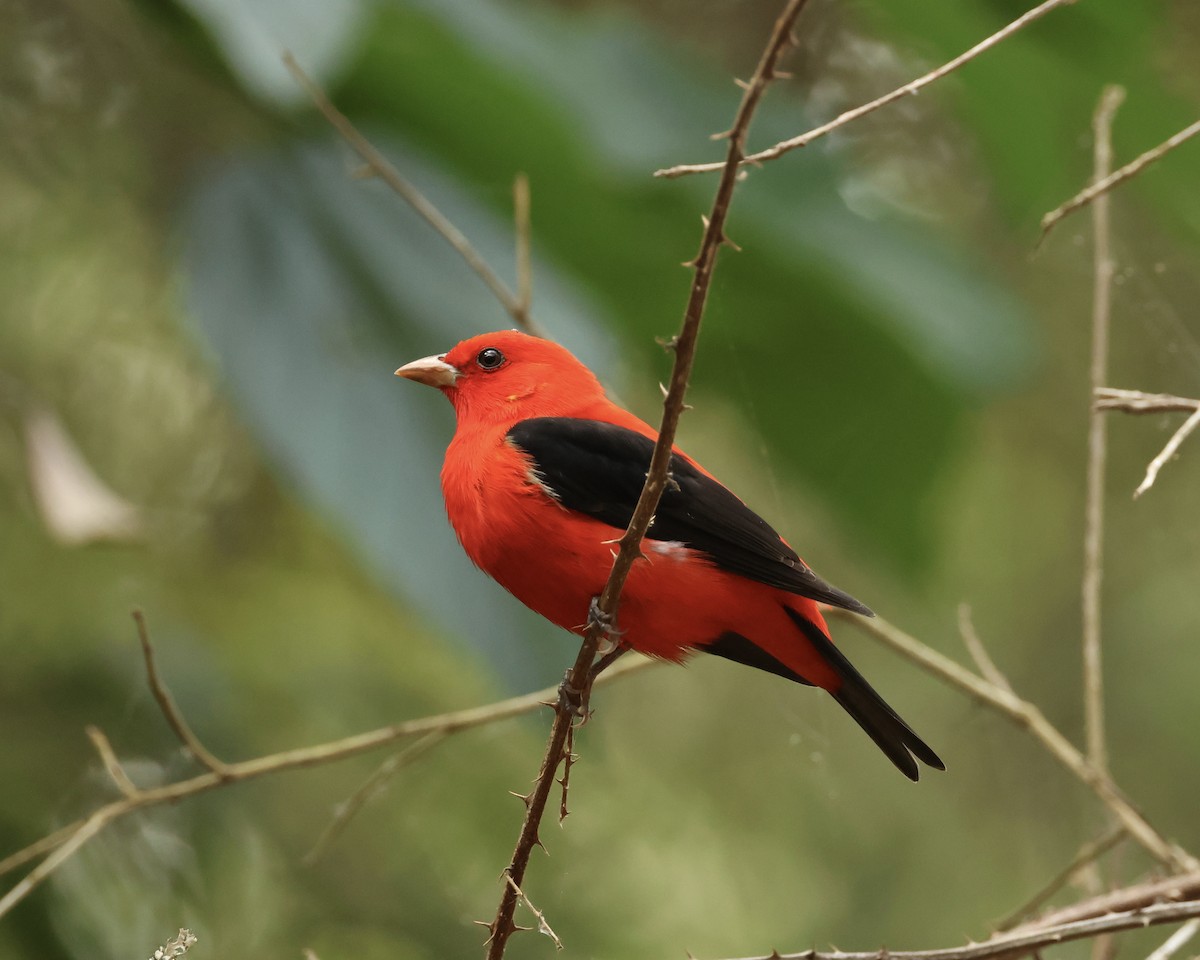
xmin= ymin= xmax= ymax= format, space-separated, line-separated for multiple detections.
xmin=484 ymin=2 xmax=814 ymax=955
xmin=655 ymin=0 xmax=1077 ymax=179
xmin=6 ymin=17 xmax=1197 ymax=960
xmin=710 ymin=899 xmax=1200 ymax=960
xmin=281 ymin=53 xmax=543 ymax=337
xmin=0 ymin=617 xmax=656 ymax=919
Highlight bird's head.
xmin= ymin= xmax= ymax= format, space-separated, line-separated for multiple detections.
xmin=395 ymin=330 xmax=604 ymax=426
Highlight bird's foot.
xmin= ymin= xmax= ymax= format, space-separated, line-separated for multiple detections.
xmin=586 ymin=597 xmax=624 ymax=639
xmin=558 ymin=670 xmax=593 ymax=723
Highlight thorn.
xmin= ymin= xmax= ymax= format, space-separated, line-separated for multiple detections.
xmin=736 ymin=169 xmax=749 ymax=182
xmin=700 ymin=213 xmax=711 ymax=229
xmin=657 ymin=334 xmax=680 ymax=352
xmin=514 ymin=924 xmax=534 ymax=933
xmin=721 ymin=232 xmax=743 ymax=252
xmin=733 ymin=77 xmax=751 ymax=91
xmin=771 ymin=69 xmax=794 ymax=81
xmin=710 ymin=128 xmax=732 ymax=141
xmin=681 ymin=257 xmax=698 ymax=269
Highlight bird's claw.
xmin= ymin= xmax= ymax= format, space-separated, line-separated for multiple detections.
xmin=558 ymin=670 xmax=594 ymax=722
xmin=586 ymin=597 xmax=623 ymax=638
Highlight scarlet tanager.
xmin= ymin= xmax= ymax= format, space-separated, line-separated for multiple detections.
xmin=396 ymin=330 xmax=943 ymax=780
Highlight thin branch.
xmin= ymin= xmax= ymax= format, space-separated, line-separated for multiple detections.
xmin=85 ymin=725 xmax=139 ymax=799
xmin=303 ymin=730 xmax=448 ymax=865
xmin=0 ymin=655 xmax=655 ymax=918
xmin=1145 ymin=918 xmax=1200 ymax=960
xmin=513 ymin=173 xmax=533 ymax=327
xmin=1019 ymin=871 xmax=1200 ymax=931
xmin=825 ymin=608 xmax=1199 ymax=873
xmin=281 ymin=52 xmax=542 ymax=336
xmin=1095 ymin=389 xmax=1200 ymax=415
xmin=995 ymin=825 xmax=1127 ymax=931
xmin=1041 ymin=118 xmax=1200 ymax=241
xmin=0 ymin=810 xmax=117 ymax=919
xmin=1083 ymin=85 xmax=1124 ymax=779
xmin=710 ymin=899 xmax=1200 ymax=960
xmin=1095 ymin=390 xmax=1200 ymax=496
xmin=506 ymin=875 xmax=563 ymax=950
xmin=0 ymin=823 xmax=84 ymax=878
xmin=957 ymin=603 xmax=1012 ymax=694
xmin=133 ymin=611 xmax=230 ymax=777
xmin=654 ymin=0 xmax=1077 ymax=179
xmin=1134 ymin=406 xmax=1200 ymax=499
xmin=484 ymin=2 xmax=813 ymax=955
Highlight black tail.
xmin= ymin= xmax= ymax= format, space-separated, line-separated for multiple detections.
xmin=783 ymin=607 xmax=944 ymax=781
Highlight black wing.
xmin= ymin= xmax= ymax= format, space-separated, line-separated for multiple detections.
xmin=506 ymin=417 xmax=873 ymax=616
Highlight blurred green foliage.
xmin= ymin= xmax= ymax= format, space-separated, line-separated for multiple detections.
xmin=2 ymin=0 xmax=1199 ymax=958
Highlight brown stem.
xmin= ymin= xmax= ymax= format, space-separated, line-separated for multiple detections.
xmin=1041 ymin=118 xmax=1200 ymax=241
xmin=0 ymin=655 xmax=654 ymax=917
xmin=482 ymin=1 xmax=814 ymax=956
xmin=655 ymin=0 xmax=1078 ymax=179
xmin=1082 ymin=85 xmax=1124 ymax=779
xmin=708 ymin=899 xmax=1200 ymax=960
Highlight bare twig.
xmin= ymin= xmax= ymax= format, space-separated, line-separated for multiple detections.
xmin=655 ymin=0 xmax=1077 ymax=179
xmin=1134 ymin=406 xmax=1200 ymax=499
xmin=1019 ymin=871 xmax=1200 ymax=931
xmin=1094 ymin=391 xmax=1200 ymax=496
xmin=1041 ymin=118 xmax=1200 ymax=240
xmin=0 ymin=810 xmax=116 ymax=919
xmin=1145 ymin=918 xmax=1200 ymax=960
xmin=506 ymin=875 xmax=563 ymax=950
xmin=995 ymin=825 xmax=1127 ymax=931
xmin=1083 ymin=85 xmax=1124 ymax=779
xmin=0 ymin=654 xmax=655 ymax=918
xmin=281 ymin=52 xmax=542 ymax=336
xmin=134 ymin=611 xmax=230 ymax=777
xmin=709 ymin=899 xmax=1200 ymax=960
xmin=1095 ymin=389 xmax=1200 ymax=415
xmin=0 ymin=823 xmax=84 ymax=878
xmin=483 ymin=2 xmax=813 ymax=956
xmin=303 ymin=730 xmax=449 ymax=865
xmin=85 ymin=725 xmax=139 ymax=799
xmin=957 ymin=604 xmax=1011 ymax=694
xmin=825 ymin=608 xmax=1199 ymax=872
xmin=513 ymin=173 xmax=533 ymax=327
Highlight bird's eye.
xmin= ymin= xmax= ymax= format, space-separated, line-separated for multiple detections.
xmin=476 ymin=347 xmax=505 ymax=371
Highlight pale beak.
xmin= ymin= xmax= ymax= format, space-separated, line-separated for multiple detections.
xmin=394 ymin=354 xmax=459 ymax=388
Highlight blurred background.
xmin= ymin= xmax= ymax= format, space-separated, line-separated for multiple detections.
xmin=2 ymin=0 xmax=1199 ymax=956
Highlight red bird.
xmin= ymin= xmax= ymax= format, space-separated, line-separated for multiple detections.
xmin=396 ymin=330 xmax=943 ymax=780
